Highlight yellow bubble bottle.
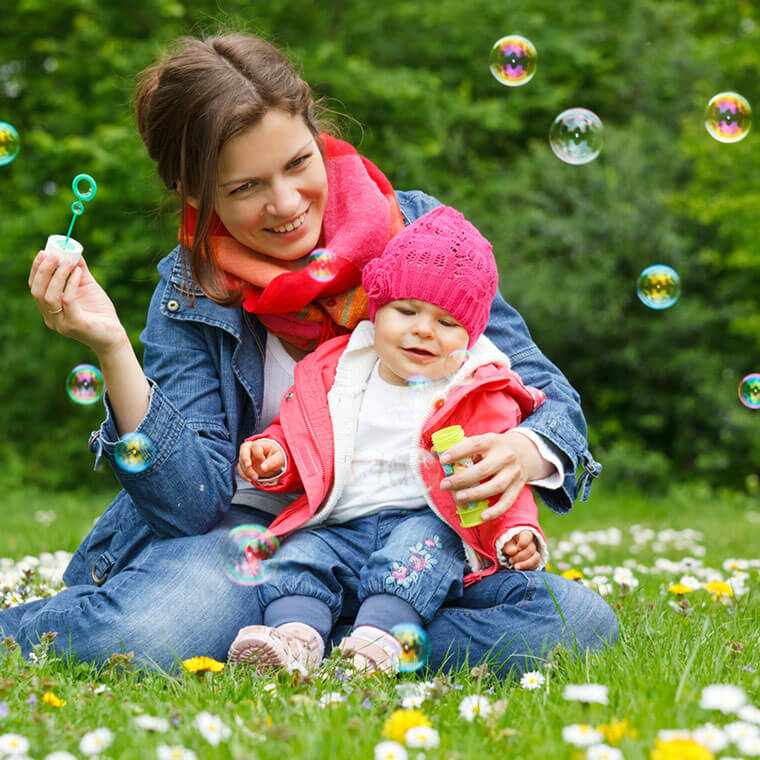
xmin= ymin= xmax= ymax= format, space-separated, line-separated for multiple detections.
xmin=431 ymin=425 xmax=489 ymax=527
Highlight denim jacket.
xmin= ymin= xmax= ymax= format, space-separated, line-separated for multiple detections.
xmin=66 ymin=190 xmax=600 ymax=588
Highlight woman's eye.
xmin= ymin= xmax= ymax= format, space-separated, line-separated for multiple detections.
xmin=230 ymin=181 xmax=255 ymax=195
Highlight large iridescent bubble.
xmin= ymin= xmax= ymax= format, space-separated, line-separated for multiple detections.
xmin=390 ymin=622 xmax=430 ymax=672
xmin=114 ymin=432 xmax=155 ymax=473
xmin=636 ymin=265 xmax=681 ymax=310
xmin=220 ymin=524 xmax=280 ymax=586
xmin=705 ymin=92 xmax=752 ymax=143
xmin=306 ymin=248 xmax=339 ymax=283
xmin=489 ymin=35 xmax=537 ymax=87
xmin=549 ymin=108 xmax=603 ymax=165
xmin=738 ymin=374 xmax=760 ymax=409
xmin=0 ymin=122 xmax=19 ymax=166
xmin=66 ymin=364 xmax=104 ymax=405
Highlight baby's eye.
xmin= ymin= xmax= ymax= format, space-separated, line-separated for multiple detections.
xmin=289 ymin=153 xmax=312 ymax=169
xmin=439 ymin=320 xmax=458 ymax=327
xmin=396 ymin=307 xmax=415 ymax=316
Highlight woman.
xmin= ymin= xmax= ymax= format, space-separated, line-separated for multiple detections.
xmin=2 ymin=33 xmax=617 ymax=675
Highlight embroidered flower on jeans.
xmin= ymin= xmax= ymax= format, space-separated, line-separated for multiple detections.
xmin=387 ymin=563 xmax=415 ymax=588
xmin=408 ymin=553 xmax=426 ymax=572
xmin=424 ymin=537 xmax=438 ymax=548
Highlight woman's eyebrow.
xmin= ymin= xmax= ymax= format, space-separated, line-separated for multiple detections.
xmin=219 ymin=140 xmax=313 ymax=187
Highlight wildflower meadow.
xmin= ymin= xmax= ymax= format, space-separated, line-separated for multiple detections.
xmin=1 ymin=480 xmax=758 ymax=759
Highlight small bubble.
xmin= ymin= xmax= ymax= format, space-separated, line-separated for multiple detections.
xmin=390 ymin=622 xmax=430 ymax=672
xmin=0 ymin=122 xmax=20 ymax=166
xmin=306 ymin=248 xmax=339 ymax=282
xmin=489 ymin=35 xmax=537 ymax=87
xmin=114 ymin=432 xmax=155 ymax=473
xmin=444 ymin=349 xmax=472 ymax=384
xmin=42 ymin=181 xmax=57 ymax=196
xmin=549 ymin=108 xmax=603 ymax=165
xmin=220 ymin=525 xmax=280 ymax=586
xmin=705 ymin=92 xmax=752 ymax=143
xmin=738 ymin=373 xmax=760 ymax=409
xmin=66 ymin=364 xmax=104 ymax=405
xmin=43 ymin=57 xmax=59 ymax=73
xmin=636 ymin=265 xmax=681 ymax=309
xmin=3 ymin=82 xmax=21 ymax=99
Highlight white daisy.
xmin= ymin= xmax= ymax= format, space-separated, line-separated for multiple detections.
xmin=738 ymin=735 xmax=760 ymax=756
xmin=520 ymin=671 xmax=546 ymax=690
xmin=262 ymin=683 xmax=278 ymax=694
xmin=405 ymin=725 xmax=440 ymax=749
xmin=79 ymin=727 xmax=115 ymax=756
xmin=0 ymin=734 xmax=31 ymax=755
xmin=561 ymin=724 xmax=604 ymax=747
xmin=45 ymin=753 xmax=79 ymax=760
xmin=587 ymin=744 xmax=623 ymax=760
xmin=194 ymin=711 xmax=231 ymax=746
xmin=134 ymin=714 xmax=170 ymax=732
xmin=401 ymin=695 xmax=425 ymax=709
xmin=678 ymin=575 xmax=702 ymax=590
xmin=374 ymin=740 xmax=408 ymax=760
xmin=318 ymin=692 xmax=347 ymax=707
xmin=562 ymin=683 xmax=609 ymax=705
xmin=699 ymin=684 xmax=747 ymax=714
xmin=739 ymin=705 xmax=760 ymax=724
xmin=692 ymin=723 xmax=728 ymax=751
xmin=157 ymin=745 xmax=198 ymax=760
xmin=724 ymin=721 xmax=760 ymax=743
xmin=458 ymin=695 xmax=492 ymax=721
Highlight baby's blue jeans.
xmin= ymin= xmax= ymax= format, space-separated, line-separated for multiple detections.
xmin=258 ymin=508 xmax=466 ymax=642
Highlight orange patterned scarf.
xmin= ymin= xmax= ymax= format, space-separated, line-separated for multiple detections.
xmin=179 ymin=134 xmax=405 ymax=350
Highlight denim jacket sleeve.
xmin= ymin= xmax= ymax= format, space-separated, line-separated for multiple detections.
xmin=91 ymin=280 xmax=241 ymax=538
xmin=395 ymin=189 xmax=601 ymax=513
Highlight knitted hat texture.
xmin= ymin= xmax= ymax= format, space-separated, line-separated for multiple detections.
xmin=362 ymin=205 xmax=498 ymax=347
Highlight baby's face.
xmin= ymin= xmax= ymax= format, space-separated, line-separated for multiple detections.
xmin=373 ymin=300 xmax=470 ymax=386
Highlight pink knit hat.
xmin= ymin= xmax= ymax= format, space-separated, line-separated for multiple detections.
xmin=362 ymin=205 xmax=498 ymax=347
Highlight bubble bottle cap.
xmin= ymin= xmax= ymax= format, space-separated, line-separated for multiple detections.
xmin=431 ymin=425 xmax=465 ymax=453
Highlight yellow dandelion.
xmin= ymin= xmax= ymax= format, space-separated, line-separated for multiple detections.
xmin=382 ymin=709 xmax=432 ymax=744
xmin=597 ymin=717 xmax=638 ymax=745
xmin=705 ymin=581 xmax=733 ymax=600
xmin=668 ymin=583 xmax=692 ymax=595
xmin=561 ymin=569 xmax=584 ymax=580
xmin=651 ymin=738 xmax=714 ymax=760
xmin=182 ymin=656 xmax=225 ymax=673
xmin=42 ymin=692 xmax=66 ymax=707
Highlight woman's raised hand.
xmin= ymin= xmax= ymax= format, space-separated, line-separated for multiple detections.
xmin=29 ymin=250 xmax=128 ymax=356
xmin=438 ymin=430 xmax=555 ymax=521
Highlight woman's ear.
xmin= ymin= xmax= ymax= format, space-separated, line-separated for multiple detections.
xmin=176 ymin=181 xmax=198 ymax=208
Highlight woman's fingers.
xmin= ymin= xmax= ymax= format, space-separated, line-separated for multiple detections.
xmin=439 ymin=434 xmax=513 ymax=491
xmin=29 ymin=252 xmax=59 ymax=303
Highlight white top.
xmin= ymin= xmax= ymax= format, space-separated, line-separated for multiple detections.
xmin=326 ymin=361 xmax=446 ymax=524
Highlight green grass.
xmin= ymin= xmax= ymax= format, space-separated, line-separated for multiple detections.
xmin=1 ymin=480 xmax=759 ymax=759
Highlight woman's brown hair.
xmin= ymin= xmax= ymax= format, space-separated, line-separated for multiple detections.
xmin=135 ymin=33 xmax=326 ymax=306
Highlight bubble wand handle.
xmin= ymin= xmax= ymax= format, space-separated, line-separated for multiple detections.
xmin=64 ymin=174 xmax=97 ymax=248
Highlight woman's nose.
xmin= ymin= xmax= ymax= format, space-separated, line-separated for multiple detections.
xmin=265 ymin=177 xmax=301 ymax=219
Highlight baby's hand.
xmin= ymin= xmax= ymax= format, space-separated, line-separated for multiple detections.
xmin=502 ymin=530 xmax=541 ymax=571
xmin=237 ymin=439 xmax=285 ymax=483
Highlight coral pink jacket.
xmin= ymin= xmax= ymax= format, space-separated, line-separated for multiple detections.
xmin=248 ymin=321 xmax=548 ymax=585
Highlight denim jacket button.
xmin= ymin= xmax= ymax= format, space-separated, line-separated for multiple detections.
xmin=167 ymin=299 xmax=180 ymax=312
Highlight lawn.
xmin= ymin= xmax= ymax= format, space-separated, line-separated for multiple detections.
xmin=0 ymin=480 xmax=758 ymax=759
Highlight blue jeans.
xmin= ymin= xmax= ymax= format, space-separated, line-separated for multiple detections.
xmin=0 ymin=506 xmax=618 ymax=677
xmin=258 ymin=509 xmax=466 ymax=638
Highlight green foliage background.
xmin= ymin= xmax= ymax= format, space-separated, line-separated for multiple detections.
xmin=1 ymin=0 xmax=758 ymax=493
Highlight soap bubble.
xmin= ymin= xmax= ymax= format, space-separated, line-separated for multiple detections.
xmin=306 ymin=248 xmax=339 ymax=282
xmin=739 ymin=374 xmax=760 ymax=409
xmin=220 ymin=524 xmax=280 ymax=586
xmin=705 ymin=92 xmax=752 ymax=143
xmin=390 ymin=622 xmax=430 ymax=672
xmin=549 ymin=108 xmax=603 ymax=165
xmin=489 ymin=35 xmax=537 ymax=87
xmin=114 ymin=432 xmax=155 ymax=473
xmin=636 ymin=265 xmax=681 ymax=309
xmin=445 ymin=349 xmax=472 ymax=384
xmin=66 ymin=364 xmax=104 ymax=405
xmin=0 ymin=122 xmax=20 ymax=166
xmin=405 ymin=375 xmax=432 ymax=390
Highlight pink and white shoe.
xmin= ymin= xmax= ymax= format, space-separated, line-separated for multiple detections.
xmin=337 ymin=626 xmax=401 ymax=674
xmin=227 ymin=623 xmax=324 ymax=674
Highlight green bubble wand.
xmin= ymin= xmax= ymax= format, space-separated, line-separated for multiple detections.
xmin=63 ymin=173 xmax=97 ymax=250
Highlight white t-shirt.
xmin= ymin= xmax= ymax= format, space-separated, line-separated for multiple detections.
xmin=326 ymin=362 xmax=446 ymax=524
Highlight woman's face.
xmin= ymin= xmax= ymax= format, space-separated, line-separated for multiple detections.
xmin=214 ymin=109 xmax=328 ymax=261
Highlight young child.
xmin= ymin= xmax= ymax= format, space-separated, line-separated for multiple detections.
xmin=228 ymin=206 xmax=550 ymax=674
